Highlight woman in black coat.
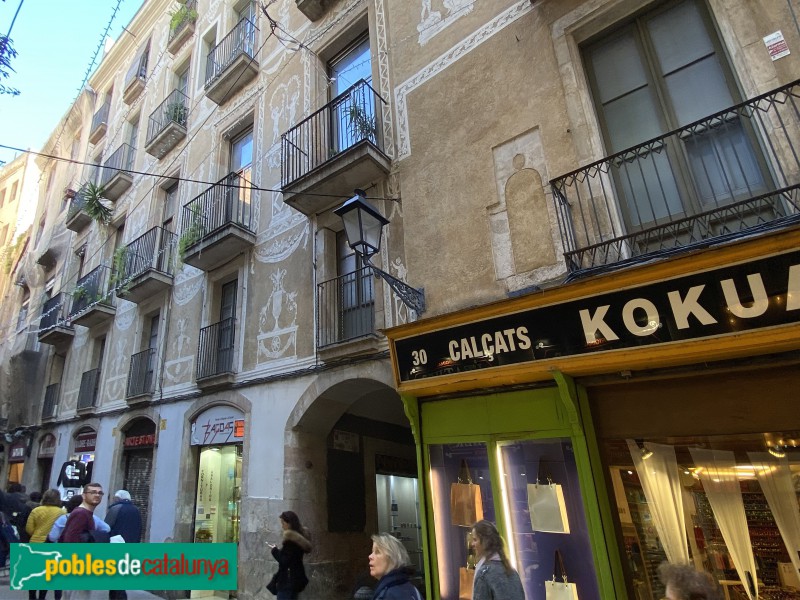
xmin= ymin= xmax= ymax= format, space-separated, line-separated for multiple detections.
xmin=268 ymin=511 xmax=312 ymax=599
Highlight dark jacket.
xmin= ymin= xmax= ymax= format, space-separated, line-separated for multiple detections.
xmin=105 ymin=499 xmax=142 ymax=543
xmin=372 ymin=567 xmax=419 ymax=600
xmin=271 ymin=528 xmax=312 ymax=594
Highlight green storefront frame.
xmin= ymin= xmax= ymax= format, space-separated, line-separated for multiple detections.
xmin=401 ymin=372 xmax=627 ymax=600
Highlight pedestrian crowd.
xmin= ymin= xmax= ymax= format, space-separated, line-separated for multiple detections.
xmin=0 ymin=482 xmax=141 ymax=600
xmin=0 ymin=485 xmax=724 ymax=600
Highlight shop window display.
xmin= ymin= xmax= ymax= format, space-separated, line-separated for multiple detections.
xmin=428 ymin=440 xmax=599 ymax=600
xmin=193 ymin=445 xmax=242 ymax=544
xmin=606 ymin=433 xmax=800 ymax=600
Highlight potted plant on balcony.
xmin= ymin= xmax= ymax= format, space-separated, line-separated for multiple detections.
xmin=165 ymin=101 xmax=188 ymax=126
xmin=82 ymin=183 xmax=113 ymax=225
xmin=177 ymin=204 xmax=205 ymax=263
xmin=348 ymin=105 xmax=377 ymax=141
xmin=169 ymin=1 xmax=198 ymax=36
xmin=109 ymin=246 xmax=132 ymax=297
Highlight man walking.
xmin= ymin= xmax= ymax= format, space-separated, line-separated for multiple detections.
xmin=105 ymin=490 xmax=142 ymax=600
xmin=58 ymin=482 xmax=104 ymax=600
xmin=59 ymin=482 xmax=103 ymax=542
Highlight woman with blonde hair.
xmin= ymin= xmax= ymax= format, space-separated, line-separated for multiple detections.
xmin=470 ymin=520 xmax=524 ymax=600
xmin=26 ymin=489 xmax=66 ymax=600
xmin=368 ymin=533 xmax=421 ymax=599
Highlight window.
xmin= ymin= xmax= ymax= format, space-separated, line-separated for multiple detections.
xmin=328 ymin=33 xmax=376 ymax=151
xmin=9 ymin=181 xmax=18 ymax=203
xmin=236 ymin=2 xmax=256 ymax=55
xmin=227 ymin=129 xmax=253 ymax=226
xmin=75 ymin=245 xmax=86 ymax=279
xmin=0 ymin=188 xmax=5 ymax=208
xmin=16 ymin=293 xmax=29 ymax=332
xmin=127 ymin=117 xmax=139 ymax=169
xmin=583 ymin=0 xmax=768 ymax=230
xmin=177 ymin=65 xmax=190 ymax=98
xmin=0 ymin=224 xmax=8 ymax=246
xmin=218 ymin=280 xmax=237 ymax=373
xmin=34 ymin=215 xmax=46 ymax=246
xmin=336 ymin=230 xmax=374 ymax=341
xmin=160 ymin=183 xmax=179 ymax=270
xmin=145 ymin=312 xmax=160 ymax=390
xmin=126 ymin=40 xmax=150 ymax=86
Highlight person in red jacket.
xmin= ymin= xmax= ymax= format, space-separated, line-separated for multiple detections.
xmin=59 ymin=482 xmax=103 ymax=543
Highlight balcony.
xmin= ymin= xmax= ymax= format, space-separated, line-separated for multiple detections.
xmin=551 ymin=79 xmax=800 ymax=277
xmin=145 ymin=89 xmax=188 ymax=159
xmin=204 ymin=17 xmax=258 ymax=105
xmin=180 ymin=172 xmax=255 ymax=271
xmin=196 ymin=317 xmax=236 ymax=388
xmin=117 ymin=226 xmax=177 ymax=303
xmin=88 ymin=100 xmax=110 ymax=145
xmin=126 ymin=348 xmax=155 ymax=403
xmin=42 ymin=383 xmax=60 ymax=421
xmin=65 ymin=187 xmax=93 ymax=232
xmin=295 ymin=0 xmax=335 ymax=21
xmin=281 ymin=80 xmax=390 ymax=215
xmin=99 ymin=143 xmax=135 ymax=200
xmin=37 ymin=294 xmax=74 ymax=348
xmin=122 ymin=52 xmax=148 ymax=105
xmin=69 ymin=265 xmax=116 ymax=328
xmin=167 ymin=0 xmax=197 ymax=54
xmin=76 ymin=368 xmax=100 ymax=414
xmin=317 ymin=267 xmax=379 ymax=353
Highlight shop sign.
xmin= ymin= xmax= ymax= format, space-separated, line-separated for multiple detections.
xmin=8 ymin=439 xmax=27 ymax=463
xmin=38 ymin=434 xmax=56 ymax=458
xmin=191 ymin=405 xmax=245 ymax=446
xmin=393 ymin=250 xmax=800 ymax=382
xmin=124 ymin=433 xmax=156 ymax=449
xmin=74 ymin=430 xmax=97 ymax=452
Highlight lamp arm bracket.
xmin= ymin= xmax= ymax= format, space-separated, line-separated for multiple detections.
xmin=368 ymin=263 xmax=426 ymax=314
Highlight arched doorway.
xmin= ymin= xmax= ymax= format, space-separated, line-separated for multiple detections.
xmin=121 ymin=418 xmax=156 ymax=535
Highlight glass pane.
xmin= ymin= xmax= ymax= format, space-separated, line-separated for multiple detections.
xmin=429 ymin=443 xmax=495 ymax=600
xmin=647 ymin=0 xmax=714 ymax=76
xmin=331 ymin=37 xmax=371 ymax=95
xmin=664 ymin=56 xmax=733 ymax=125
xmin=231 ymin=130 xmax=253 ymax=172
xmin=617 ymin=149 xmax=684 ymax=225
xmin=587 ymin=29 xmax=649 ymax=104
xmin=603 ymin=87 xmax=664 ymax=152
xmin=605 ymin=432 xmax=800 ymax=600
xmin=499 ymin=439 xmax=601 ymax=600
xmin=193 ymin=444 xmax=242 ymax=544
xmin=375 ymin=475 xmax=424 ymax=577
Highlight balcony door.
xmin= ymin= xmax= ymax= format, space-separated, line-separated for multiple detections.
xmin=217 ymin=280 xmax=237 ymax=372
xmin=236 ymin=2 xmax=256 ymax=57
xmin=228 ymin=129 xmax=252 ymax=227
xmin=329 ymin=34 xmax=374 ymax=153
xmin=584 ymin=0 xmax=772 ymax=236
xmin=337 ymin=230 xmax=374 ymax=341
xmin=145 ymin=313 xmax=159 ymax=393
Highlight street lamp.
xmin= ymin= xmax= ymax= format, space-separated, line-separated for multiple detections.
xmin=335 ymin=190 xmax=426 ymax=314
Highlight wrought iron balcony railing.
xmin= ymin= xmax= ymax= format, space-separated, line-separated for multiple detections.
xmin=281 ymin=79 xmax=387 ymax=187
xmin=181 ymin=172 xmax=254 ymax=247
xmin=90 ymin=100 xmax=111 ymax=134
xmin=205 ymin=17 xmax=256 ymax=87
xmin=66 ymin=186 xmax=88 ymax=219
xmin=169 ymin=0 xmax=197 ymax=44
xmin=146 ymin=89 xmax=189 ymax=146
xmin=550 ymin=79 xmax=800 ymax=275
xmin=197 ymin=317 xmax=236 ymax=380
xmin=127 ymin=348 xmax=156 ymax=398
xmin=119 ymin=226 xmax=177 ymax=283
xmin=39 ymin=294 xmax=69 ymax=332
xmin=70 ymin=265 xmax=115 ymax=318
xmin=42 ymin=383 xmax=59 ymax=419
xmin=317 ymin=267 xmax=375 ymax=348
xmin=99 ymin=143 xmax=135 ymax=189
xmin=77 ymin=368 xmax=101 ymax=410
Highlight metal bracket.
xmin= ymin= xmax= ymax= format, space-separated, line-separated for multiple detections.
xmin=368 ymin=262 xmax=426 ymax=314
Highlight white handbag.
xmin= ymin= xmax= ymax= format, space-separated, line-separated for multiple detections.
xmin=528 ymin=480 xmax=570 ymax=534
xmin=545 ymin=551 xmax=579 ymax=600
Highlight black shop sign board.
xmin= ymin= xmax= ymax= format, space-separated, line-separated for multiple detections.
xmin=393 ymin=250 xmax=800 ymax=382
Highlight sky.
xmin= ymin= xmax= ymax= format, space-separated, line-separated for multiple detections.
xmin=0 ymin=0 xmax=146 ymax=165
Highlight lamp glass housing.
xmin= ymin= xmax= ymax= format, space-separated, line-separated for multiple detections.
xmin=335 ymin=191 xmax=389 ymax=260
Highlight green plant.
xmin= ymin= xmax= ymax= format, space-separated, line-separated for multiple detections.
xmin=165 ymin=101 xmax=188 ymax=125
xmin=83 ymin=183 xmax=113 ymax=225
xmin=348 ymin=105 xmax=377 ymax=140
xmin=169 ymin=3 xmax=199 ymax=34
xmin=71 ymin=287 xmax=88 ymax=301
xmin=177 ymin=204 xmax=205 ymax=262
xmin=110 ymin=246 xmax=132 ymax=297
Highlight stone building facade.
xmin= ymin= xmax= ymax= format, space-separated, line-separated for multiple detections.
xmin=1 ymin=0 xmax=798 ymax=599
